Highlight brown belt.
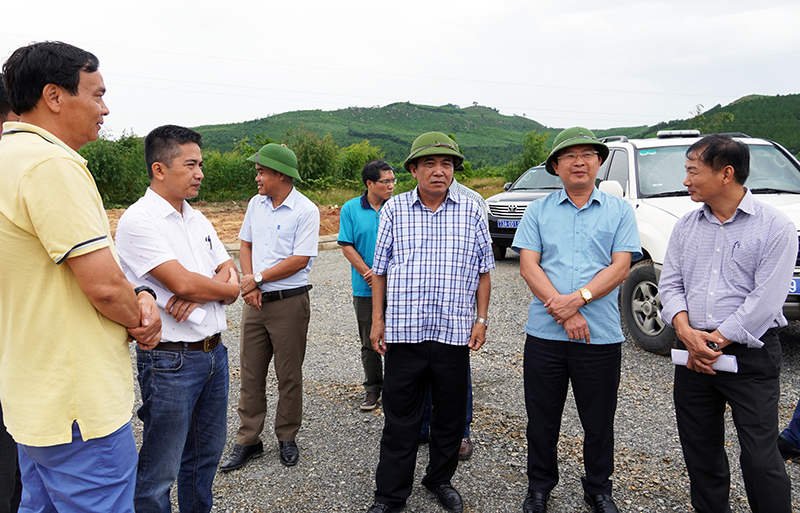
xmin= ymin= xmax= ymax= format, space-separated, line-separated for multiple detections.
xmin=155 ymin=333 xmax=221 ymax=353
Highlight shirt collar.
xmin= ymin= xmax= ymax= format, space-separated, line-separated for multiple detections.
xmin=410 ymin=186 xmax=460 ymax=208
xmin=556 ymin=187 xmax=602 ymax=208
xmin=1 ymin=122 xmax=86 ymax=164
xmin=699 ymin=188 xmax=755 ymax=224
xmin=258 ymin=186 xmax=298 ymax=209
xmin=360 ymin=191 xmax=371 ymax=210
xmin=144 ymin=187 xmax=194 ymax=220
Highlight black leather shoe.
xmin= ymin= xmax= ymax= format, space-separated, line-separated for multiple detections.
xmin=522 ymin=490 xmax=550 ymax=513
xmin=778 ymin=434 xmax=800 ymax=462
xmin=424 ymin=483 xmax=463 ymax=512
xmin=219 ymin=441 xmax=264 ymax=471
xmin=365 ymin=502 xmax=403 ymax=513
xmin=584 ymin=492 xmax=619 ymax=513
xmin=279 ymin=440 xmax=299 ymax=466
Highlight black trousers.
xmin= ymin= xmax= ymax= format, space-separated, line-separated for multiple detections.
xmin=374 ymin=341 xmax=469 ymax=507
xmin=674 ymin=329 xmax=791 ymax=513
xmin=524 ymin=335 xmax=621 ymax=496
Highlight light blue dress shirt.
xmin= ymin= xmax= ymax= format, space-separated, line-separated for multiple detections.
xmin=512 ymin=188 xmax=642 ymax=344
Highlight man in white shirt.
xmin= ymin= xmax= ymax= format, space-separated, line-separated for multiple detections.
xmin=219 ymin=143 xmax=320 ymax=470
xmin=115 ymin=125 xmax=239 ymax=513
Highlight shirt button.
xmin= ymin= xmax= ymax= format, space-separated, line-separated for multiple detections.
xmin=709 ymin=292 xmax=714 ymax=296
xmin=708 ymin=314 xmax=713 ymax=319
xmin=712 ymin=270 xmax=718 ymax=274
xmin=716 ymin=248 xmax=721 ymax=252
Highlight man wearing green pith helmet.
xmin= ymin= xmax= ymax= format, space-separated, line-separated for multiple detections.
xmin=512 ymin=127 xmax=641 ymax=513
xmin=365 ymin=132 xmax=495 ymax=513
xmin=219 ymin=143 xmax=320 ymax=471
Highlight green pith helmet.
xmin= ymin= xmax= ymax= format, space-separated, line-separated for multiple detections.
xmin=403 ymin=132 xmax=465 ymax=172
xmin=246 ymin=143 xmax=303 ymax=182
xmin=545 ymin=126 xmax=609 ymax=175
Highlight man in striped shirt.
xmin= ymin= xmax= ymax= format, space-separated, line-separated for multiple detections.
xmin=659 ymin=134 xmax=795 ymax=513
xmin=365 ymin=132 xmax=494 ymax=513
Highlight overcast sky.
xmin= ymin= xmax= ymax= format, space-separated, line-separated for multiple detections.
xmin=2 ymin=0 xmax=798 ymax=140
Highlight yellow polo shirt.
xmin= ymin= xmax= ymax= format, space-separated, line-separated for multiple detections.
xmin=0 ymin=122 xmax=133 ymax=446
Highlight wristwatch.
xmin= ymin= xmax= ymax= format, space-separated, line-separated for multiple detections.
xmin=579 ymin=287 xmax=593 ymax=305
xmin=134 ymin=285 xmax=157 ymax=301
xmin=475 ymin=317 xmax=488 ymax=327
xmin=254 ymin=272 xmax=263 ymax=285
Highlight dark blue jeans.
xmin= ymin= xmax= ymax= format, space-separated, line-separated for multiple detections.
xmin=781 ymin=397 xmax=800 ymax=447
xmin=134 ymin=343 xmax=229 ymax=513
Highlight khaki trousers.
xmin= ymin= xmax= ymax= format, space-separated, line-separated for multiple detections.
xmin=235 ymin=292 xmax=310 ymax=444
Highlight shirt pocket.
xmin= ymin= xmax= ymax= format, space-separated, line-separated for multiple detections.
xmin=727 ymin=247 xmax=758 ymax=291
xmin=589 ymin=230 xmax=615 ymax=266
xmin=275 ymin=229 xmax=296 ymax=255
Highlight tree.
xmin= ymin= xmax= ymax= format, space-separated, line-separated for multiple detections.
xmin=79 ymin=131 xmax=148 ymax=207
xmin=336 ymin=140 xmax=385 ymax=185
xmin=284 ymin=126 xmax=338 ymax=186
xmin=505 ymin=130 xmax=549 ymax=183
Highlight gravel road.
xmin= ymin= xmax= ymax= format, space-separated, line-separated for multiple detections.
xmin=134 ymin=248 xmax=800 ymax=512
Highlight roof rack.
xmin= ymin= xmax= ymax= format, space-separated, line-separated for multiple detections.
xmin=600 ymin=135 xmax=628 ymax=143
xmin=715 ymin=132 xmax=752 ymax=138
xmin=656 ymin=130 xmax=701 ymax=138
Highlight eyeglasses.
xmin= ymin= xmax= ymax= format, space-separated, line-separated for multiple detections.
xmin=557 ymin=150 xmax=599 ymax=163
xmin=376 ymin=178 xmax=397 ymax=185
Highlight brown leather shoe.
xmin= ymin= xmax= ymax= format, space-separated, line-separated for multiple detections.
xmin=458 ymin=437 xmax=473 ymax=461
xmin=361 ymin=391 xmax=380 ymax=411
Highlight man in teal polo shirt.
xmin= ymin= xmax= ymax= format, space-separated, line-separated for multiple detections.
xmin=338 ymin=160 xmax=395 ymax=410
xmin=512 ymin=127 xmax=641 ymax=513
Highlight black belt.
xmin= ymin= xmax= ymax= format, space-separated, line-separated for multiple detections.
xmin=155 ymin=333 xmax=221 ymax=353
xmin=261 ymin=284 xmax=312 ymax=302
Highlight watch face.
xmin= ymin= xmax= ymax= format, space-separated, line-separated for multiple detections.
xmin=255 ymin=273 xmax=262 ymax=284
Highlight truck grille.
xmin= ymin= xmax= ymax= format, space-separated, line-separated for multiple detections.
xmin=489 ymin=204 xmax=527 ymax=220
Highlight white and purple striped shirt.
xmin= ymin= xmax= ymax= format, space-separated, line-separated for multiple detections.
xmin=372 ymin=187 xmax=495 ymax=345
xmin=659 ymin=190 xmax=797 ymax=348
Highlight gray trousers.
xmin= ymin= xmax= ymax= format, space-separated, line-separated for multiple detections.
xmin=354 ymin=296 xmax=383 ymax=393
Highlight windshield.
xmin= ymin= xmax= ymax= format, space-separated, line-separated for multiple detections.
xmin=637 ymin=143 xmax=800 ymax=197
xmin=512 ymin=166 xmax=562 ymax=191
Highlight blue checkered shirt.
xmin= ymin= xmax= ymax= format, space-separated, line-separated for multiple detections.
xmin=659 ymin=190 xmax=798 ymax=348
xmin=372 ymin=187 xmax=495 ymax=345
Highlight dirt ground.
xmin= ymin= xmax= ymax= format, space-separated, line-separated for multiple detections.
xmin=106 ymin=201 xmax=340 ymax=244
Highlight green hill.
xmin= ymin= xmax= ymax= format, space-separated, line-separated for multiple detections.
xmin=194 ymin=95 xmax=800 ymax=167
xmin=195 ymin=102 xmax=550 ymax=167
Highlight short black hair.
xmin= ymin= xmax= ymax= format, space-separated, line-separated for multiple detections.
xmin=687 ymin=134 xmax=750 ymax=185
xmin=144 ymin=125 xmax=203 ymax=179
xmin=2 ymin=41 xmax=99 ymax=115
xmin=0 ymin=74 xmax=13 ymax=121
xmin=362 ymin=159 xmax=393 ymax=186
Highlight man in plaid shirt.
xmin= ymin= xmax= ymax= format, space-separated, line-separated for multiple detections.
xmin=365 ymin=132 xmax=494 ymax=513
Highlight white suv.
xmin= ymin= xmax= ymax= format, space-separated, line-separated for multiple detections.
xmin=596 ymin=130 xmax=800 ymax=354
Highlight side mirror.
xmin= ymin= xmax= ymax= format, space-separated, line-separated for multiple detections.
xmin=503 ymin=182 xmax=512 ymax=191
xmin=599 ymin=180 xmax=624 ymax=198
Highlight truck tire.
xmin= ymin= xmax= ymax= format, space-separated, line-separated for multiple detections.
xmin=620 ymin=259 xmax=676 ymax=355
xmin=492 ymin=243 xmax=507 ymax=261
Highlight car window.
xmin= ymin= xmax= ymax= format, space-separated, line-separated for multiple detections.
xmin=636 ymin=146 xmax=689 ymax=196
xmin=748 ymin=146 xmax=800 ymax=192
xmin=512 ymin=166 xmax=562 ymax=190
xmin=606 ymin=150 xmax=629 ymax=194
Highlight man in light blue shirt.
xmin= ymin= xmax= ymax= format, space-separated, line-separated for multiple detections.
xmin=220 ymin=143 xmax=320 ymax=471
xmin=512 ymin=127 xmax=640 ymax=513
xmin=338 ymin=160 xmax=395 ymax=411
xmin=659 ymin=134 xmax=794 ymax=513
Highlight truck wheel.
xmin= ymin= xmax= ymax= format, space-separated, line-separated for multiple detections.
xmin=621 ymin=260 xmax=676 ymax=355
xmin=492 ymin=243 xmax=507 ymax=261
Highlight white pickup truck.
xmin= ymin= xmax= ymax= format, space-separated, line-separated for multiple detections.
xmin=597 ymin=130 xmax=800 ymax=354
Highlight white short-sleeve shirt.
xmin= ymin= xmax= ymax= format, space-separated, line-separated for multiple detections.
xmin=238 ymin=188 xmax=320 ymax=291
xmin=116 ymin=188 xmax=231 ymax=342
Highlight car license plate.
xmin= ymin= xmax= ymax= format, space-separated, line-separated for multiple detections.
xmin=790 ymin=278 xmax=800 ymax=294
xmin=498 ymin=220 xmax=519 ymax=228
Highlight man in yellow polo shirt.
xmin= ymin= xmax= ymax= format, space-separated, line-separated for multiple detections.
xmin=0 ymin=42 xmax=162 ymax=512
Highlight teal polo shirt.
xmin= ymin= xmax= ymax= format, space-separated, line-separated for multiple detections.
xmin=512 ymin=188 xmax=642 ymax=344
xmin=338 ymin=193 xmax=382 ymax=297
